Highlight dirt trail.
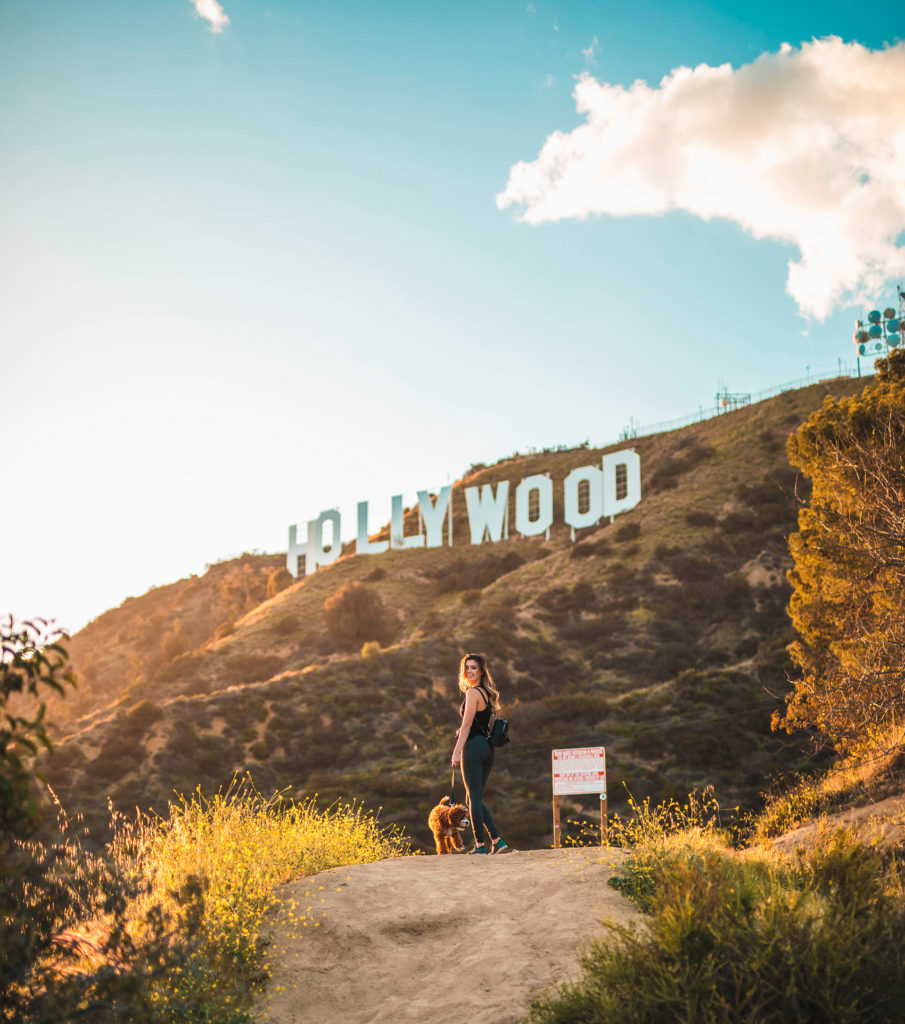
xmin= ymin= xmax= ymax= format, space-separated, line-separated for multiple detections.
xmin=256 ymin=847 xmax=638 ymax=1024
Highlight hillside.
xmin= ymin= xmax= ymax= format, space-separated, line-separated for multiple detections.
xmin=45 ymin=376 xmax=866 ymax=851
xmin=47 ymin=552 xmax=289 ymax=728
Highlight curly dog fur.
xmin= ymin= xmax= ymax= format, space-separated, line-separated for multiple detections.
xmin=428 ymin=796 xmax=471 ymax=854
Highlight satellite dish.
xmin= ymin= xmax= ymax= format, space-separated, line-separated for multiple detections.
xmin=887 ymin=319 xmax=900 ymax=333
xmin=858 ymin=343 xmax=867 ymax=355
xmin=868 ymin=310 xmax=882 ymax=324
xmin=869 ymin=324 xmax=883 ymax=339
xmin=884 ymin=307 xmax=896 ymax=319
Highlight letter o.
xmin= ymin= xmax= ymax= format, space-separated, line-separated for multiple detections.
xmin=564 ymin=465 xmax=603 ymax=530
xmin=314 ymin=509 xmax=342 ymax=566
xmin=515 ymin=474 xmax=553 ymax=537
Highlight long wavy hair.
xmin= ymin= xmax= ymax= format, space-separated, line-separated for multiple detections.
xmin=458 ymin=652 xmax=501 ymax=714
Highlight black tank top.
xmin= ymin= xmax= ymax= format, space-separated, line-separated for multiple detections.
xmin=460 ymin=686 xmax=493 ymax=740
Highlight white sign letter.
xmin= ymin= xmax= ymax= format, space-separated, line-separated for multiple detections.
xmin=417 ymin=486 xmax=452 ymax=548
xmin=313 ymin=509 xmax=342 ymax=571
xmin=356 ymin=501 xmax=389 ymax=556
xmin=602 ymin=449 xmax=642 ymax=517
xmin=288 ymin=509 xmax=342 ymax=576
xmin=515 ymin=474 xmax=553 ymax=537
xmin=391 ymin=494 xmax=425 ymax=550
xmin=287 ymin=522 xmax=312 ymax=578
xmin=564 ymin=465 xmax=604 ymax=531
xmin=464 ymin=481 xmax=510 ymax=544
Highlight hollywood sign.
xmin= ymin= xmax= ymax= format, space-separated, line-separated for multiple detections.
xmin=287 ymin=449 xmax=641 ymax=577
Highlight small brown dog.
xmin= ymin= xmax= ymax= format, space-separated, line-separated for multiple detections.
xmin=428 ymin=796 xmax=471 ymax=854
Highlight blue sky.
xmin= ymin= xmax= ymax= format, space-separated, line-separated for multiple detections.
xmin=1 ymin=1 xmax=902 ymax=632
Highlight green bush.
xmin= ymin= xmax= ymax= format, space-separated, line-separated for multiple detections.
xmin=528 ymin=806 xmax=905 ymax=1024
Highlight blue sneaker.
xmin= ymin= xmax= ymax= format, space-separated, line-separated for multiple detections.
xmin=467 ymin=844 xmax=488 ymax=855
xmin=491 ymin=838 xmax=511 ymax=854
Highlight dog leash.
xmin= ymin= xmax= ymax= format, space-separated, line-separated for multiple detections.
xmin=449 ymin=769 xmax=457 ymax=806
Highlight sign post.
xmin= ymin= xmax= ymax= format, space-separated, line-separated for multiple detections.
xmin=552 ymin=747 xmax=607 ymax=848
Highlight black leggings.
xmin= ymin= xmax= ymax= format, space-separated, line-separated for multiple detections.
xmin=461 ymin=735 xmax=498 ymax=845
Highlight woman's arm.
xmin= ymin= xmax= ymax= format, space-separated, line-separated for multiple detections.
xmin=451 ymin=688 xmax=480 ymax=767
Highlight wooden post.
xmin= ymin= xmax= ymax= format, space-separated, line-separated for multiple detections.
xmin=552 ymin=794 xmax=561 ymax=849
xmin=600 ymin=794 xmax=608 ymax=846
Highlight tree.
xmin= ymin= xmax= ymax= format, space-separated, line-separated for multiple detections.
xmin=1 ymin=618 xmax=83 ymax=1016
xmin=1 ymin=618 xmax=73 ymax=840
xmin=774 ymin=351 xmax=905 ymax=754
xmin=1 ymin=618 xmax=201 ymax=1022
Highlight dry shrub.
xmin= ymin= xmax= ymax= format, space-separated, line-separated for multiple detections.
xmin=226 ymin=654 xmax=284 ymax=685
xmin=433 ymin=551 xmax=525 ymax=594
xmin=265 ymin=567 xmax=293 ymax=598
xmin=685 ymin=509 xmax=716 ymax=527
xmin=613 ymin=521 xmax=641 ymax=542
xmin=323 ymin=582 xmax=394 ymax=648
xmin=271 ymin=614 xmax=300 ymax=638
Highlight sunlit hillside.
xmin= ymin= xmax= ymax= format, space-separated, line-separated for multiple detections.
xmin=45 ymin=377 xmax=866 ymax=851
xmin=44 ymin=553 xmax=289 ymax=729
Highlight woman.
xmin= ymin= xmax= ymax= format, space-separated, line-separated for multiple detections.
xmin=450 ymin=652 xmax=510 ymax=855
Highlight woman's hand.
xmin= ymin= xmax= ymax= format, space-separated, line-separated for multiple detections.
xmin=451 ymin=752 xmax=461 ymax=768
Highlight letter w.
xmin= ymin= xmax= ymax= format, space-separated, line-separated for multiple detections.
xmin=464 ymin=481 xmax=510 ymax=544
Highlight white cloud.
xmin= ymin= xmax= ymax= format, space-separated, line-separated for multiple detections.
xmin=582 ymin=36 xmax=599 ymax=64
xmin=541 ymin=73 xmax=554 ymax=89
xmin=497 ymin=38 xmax=905 ymax=319
xmin=191 ymin=0 xmax=230 ymax=34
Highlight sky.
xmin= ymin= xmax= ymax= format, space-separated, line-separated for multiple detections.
xmin=2 ymin=0 xmax=903 ymax=634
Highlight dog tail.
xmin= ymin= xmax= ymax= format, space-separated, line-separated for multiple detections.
xmin=439 ymin=796 xmax=450 ymax=806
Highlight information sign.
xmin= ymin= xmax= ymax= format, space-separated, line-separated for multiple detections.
xmin=552 ymin=746 xmax=607 ymax=796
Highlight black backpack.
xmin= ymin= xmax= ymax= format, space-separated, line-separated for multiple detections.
xmin=487 ymin=716 xmax=510 ymax=746
xmin=478 ymin=687 xmax=510 ymax=746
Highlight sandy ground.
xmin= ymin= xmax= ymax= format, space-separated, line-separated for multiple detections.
xmin=256 ymin=847 xmax=639 ymax=1024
